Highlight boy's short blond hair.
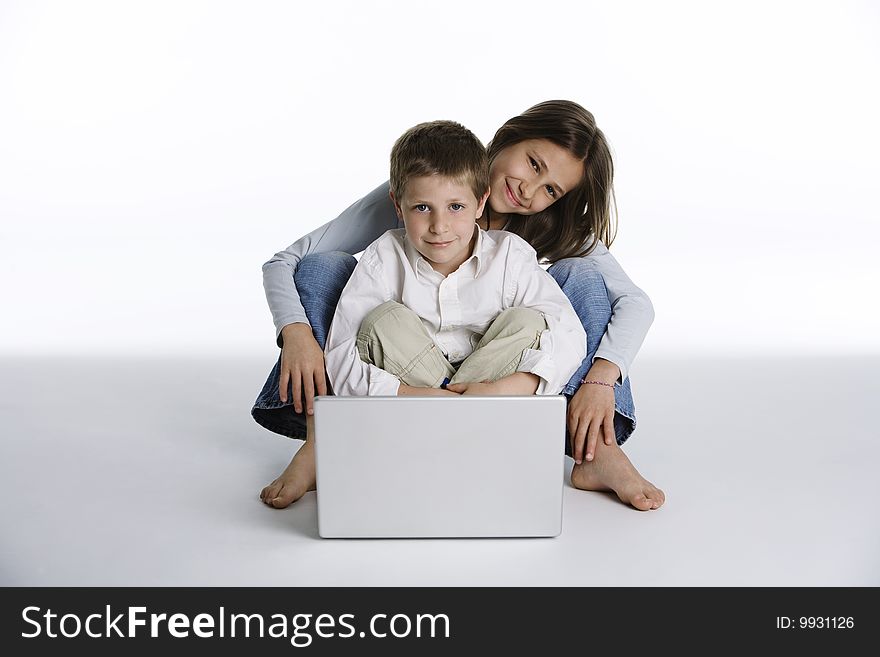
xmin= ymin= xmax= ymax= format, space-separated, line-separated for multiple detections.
xmin=389 ymin=120 xmax=489 ymax=202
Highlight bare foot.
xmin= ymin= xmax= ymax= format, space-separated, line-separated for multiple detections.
xmin=570 ymin=439 xmax=665 ymax=511
xmin=260 ymin=439 xmax=316 ymax=508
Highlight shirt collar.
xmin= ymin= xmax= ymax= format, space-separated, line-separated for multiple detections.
xmin=404 ymin=225 xmax=485 ymax=280
xmin=471 ymin=227 xmax=485 ymax=277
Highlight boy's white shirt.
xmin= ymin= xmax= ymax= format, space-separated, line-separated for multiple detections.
xmin=324 ymin=227 xmax=587 ymax=397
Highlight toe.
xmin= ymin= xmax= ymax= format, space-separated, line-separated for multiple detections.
xmin=269 ymin=482 xmax=303 ymax=509
xmin=653 ymin=488 xmax=666 ymax=508
xmin=270 ymin=492 xmax=293 ymax=509
xmin=631 ymin=492 xmax=653 ymax=511
xmin=261 ymin=481 xmax=280 ymax=501
xmin=645 ymin=487 xmax=664 ymax=510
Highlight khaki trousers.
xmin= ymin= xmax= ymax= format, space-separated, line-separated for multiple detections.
xmin=356 ymin=301 xmax=546 ymax=388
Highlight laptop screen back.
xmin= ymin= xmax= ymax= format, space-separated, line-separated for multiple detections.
xmin=314 ymin=395 xmax=566 ymax=538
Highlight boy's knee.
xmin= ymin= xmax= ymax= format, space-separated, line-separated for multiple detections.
xmin=357 ymin=301 xmax=438 ymax=374
xmin=295 ymin=251 xmax=357 ymax=283
xmin=358 ymin=301 xmax=420 ymax=338
xmin=494 ymin=307 xmax=547 ymax=335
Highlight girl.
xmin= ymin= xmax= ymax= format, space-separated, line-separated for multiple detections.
xmin=255 ymin=100 xmax=665 ymax=512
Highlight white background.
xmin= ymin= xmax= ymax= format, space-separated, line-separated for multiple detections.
xmin=1 ymin=0 xmax=877 ymax=358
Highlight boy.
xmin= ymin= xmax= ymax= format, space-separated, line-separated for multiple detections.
xmin=260 ymin=120 xmax=586 ymax=507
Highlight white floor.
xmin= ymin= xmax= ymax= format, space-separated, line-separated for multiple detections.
xmin=1 ymin=355 xmax=877 ymax=586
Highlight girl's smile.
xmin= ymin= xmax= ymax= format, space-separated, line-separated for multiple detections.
xmin=504 ymin=181 xmax=524 ymax=208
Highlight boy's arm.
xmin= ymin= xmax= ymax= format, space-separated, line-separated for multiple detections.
xmin=397 ymin=384 xmax=460 ymax=397
xmin=446 ymin=372 xmax=539 ymax=396
xmin=323 ymin=241 xmax=402 ymax=397
xmin=508 ymin=247 xmax=588 ymax=396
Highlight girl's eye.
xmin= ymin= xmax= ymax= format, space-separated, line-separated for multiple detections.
xmin=545 ymin=185 xmax=557 ymax=199
xmin=414 ymin=204 xmax=429 ymax=212
xmin=450 ymin=203 xmax=464 ymax=212
xmin=529 ymin=157 xmax=539 ymax=172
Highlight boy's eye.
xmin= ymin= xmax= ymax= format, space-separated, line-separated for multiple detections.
xmin=545 ymin=185 xmax=557 ymax=199
xmin=414 ymin=204 xmax=429 ymax=212
xmin=529 ymin=157 xmax=539 ymax=172
xmin=450 ymin=203 xmax=464 ymax=212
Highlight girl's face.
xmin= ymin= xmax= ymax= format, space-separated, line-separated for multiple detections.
xmin=487 ymin=139 xmax=584 ymax=216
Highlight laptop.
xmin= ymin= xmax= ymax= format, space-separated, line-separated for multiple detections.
xmin=313 ymin=395 xmax=566 ymax=538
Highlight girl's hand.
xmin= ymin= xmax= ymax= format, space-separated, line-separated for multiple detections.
xmin=279 ymin=323 xmax=327 ymax=415
xmin=568 ymin=360 xmax=620 ymax=464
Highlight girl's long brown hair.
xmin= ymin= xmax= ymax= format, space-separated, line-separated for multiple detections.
xmin=486 ymin=100 xmax=617 ymax=263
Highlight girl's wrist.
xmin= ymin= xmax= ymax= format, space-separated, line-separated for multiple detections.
xmin=582 ymin=358 xmax=620 ymax=386
xmin=282 ymin=322 xmax=311 ymax=335
xmin=581 ymin=378 xmax=615 ymax=390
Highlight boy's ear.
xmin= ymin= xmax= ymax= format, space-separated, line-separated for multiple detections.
xmin=475 ymin=188 xmax=490 ymax=219
xmin=390 ymin=191 xmax=403 ymax=219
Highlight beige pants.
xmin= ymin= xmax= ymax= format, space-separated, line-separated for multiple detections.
xmin=356 ymin=301 xmax=546 ymax=388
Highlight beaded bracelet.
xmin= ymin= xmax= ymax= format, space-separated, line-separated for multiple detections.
xmin=581 ymin=379 xmax=615 ymax=389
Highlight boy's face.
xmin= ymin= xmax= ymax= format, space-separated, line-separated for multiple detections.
xmin=392 ymin=175 xmax=489 ymax=277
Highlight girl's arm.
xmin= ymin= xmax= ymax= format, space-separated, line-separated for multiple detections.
xmin=262 ymin=182 xmax=398 ymax=343
xmin=566 ymin=241 xmax=653 ymax=463
xmin=580 ymin=240 xmax=655 ymax=383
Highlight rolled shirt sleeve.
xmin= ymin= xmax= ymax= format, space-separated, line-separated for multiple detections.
xmin=505 ymin=238 xmax=587 ymax=395
xmin=323 ymin=242 xmax=401 ymax=397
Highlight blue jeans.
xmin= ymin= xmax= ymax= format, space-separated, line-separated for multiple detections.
xmin=547 ymin=258 xmax=636 ymax=450
xmin=252 ymin=253 xmax=637 ymax=446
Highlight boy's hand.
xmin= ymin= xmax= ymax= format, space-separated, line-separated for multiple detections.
xmin=397 ymin=384 xmax=459 ymax=397
xmin=445 ymin=381 xmax=497 ymax=395
xmin=447 ymin=372 xmax=540 ymax=396
xmin=446 ymin=372 xmax=540 ymax=396
xmin=279 ymin=322 xmax=327 ymax=415
xmin=568 ymin=359 xmax=619 ymax=464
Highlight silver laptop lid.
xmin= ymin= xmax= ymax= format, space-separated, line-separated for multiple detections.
xmin=314 ymin=395 xmax=565 ymax=538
